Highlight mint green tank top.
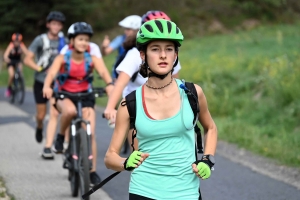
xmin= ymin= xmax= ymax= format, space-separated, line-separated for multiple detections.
xmin=129 ymin=79 xmax=200 ymax=200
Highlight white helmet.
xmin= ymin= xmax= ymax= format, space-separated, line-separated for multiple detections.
xmin=118 ymin=15 xmax=142 ymax=30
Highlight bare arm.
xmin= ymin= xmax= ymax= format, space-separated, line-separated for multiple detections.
xmin=44 ymin=55 xmax=64 ymax=88
xmin=3 ymin=44 xmax=12 ymax=63
xmin=20 ymin=43 xmax=29 ymax=56
xmin=101 ymin=35 xmax=114 ymax=56
xmin=101 ymin=46 xmax=114 ymax=56
xmin=195 ymin=84 xmax=218 ymax=155
xmin=24 ymin=51 xmax=41 ymax=71
xmin=104 ymin=99 xmax=131 ymax=171
xmin=92 ymin=56 xmax=114 ymax=96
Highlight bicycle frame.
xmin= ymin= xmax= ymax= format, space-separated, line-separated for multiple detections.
xmin=69 ymin=96 xmax=93 ymax=172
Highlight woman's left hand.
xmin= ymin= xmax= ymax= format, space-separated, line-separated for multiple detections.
xmin=192 ymin=162 xmax=211 ymax=180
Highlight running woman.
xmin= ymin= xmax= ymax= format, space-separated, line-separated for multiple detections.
xmin=104 ymin=19 xmax=218 ymax=200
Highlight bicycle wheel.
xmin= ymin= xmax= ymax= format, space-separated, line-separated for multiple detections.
xmin=14 ymin=74 xmax=25 ymax=105
xmin=77 ymin=128 xmax=90 ymax=200
xmin=9 ymin=87 xmax=15 ymax=104
xmin=67 ymin=131 xmax=79 ymax=197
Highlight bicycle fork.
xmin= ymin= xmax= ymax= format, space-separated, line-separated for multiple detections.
xmin=70 ymin=120 xmax=93 ymax=171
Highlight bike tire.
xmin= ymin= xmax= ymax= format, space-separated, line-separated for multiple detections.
xmin=15 ymin=75 xmax=25 ymax=105
xmin=69 ymin=133 xmax=79 ymax=197
xmin=77 ymin=128 xmax=90 ymax=200
xmin=9 ymin=81 xmax=16 ymax=104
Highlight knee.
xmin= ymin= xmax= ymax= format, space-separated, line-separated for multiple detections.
xmin=36 ymin=112 xmax=45 ymax=121
xmin=61 ymin=106 xmax=76 ymax=118
xmin=49 ymin=106 xmax=59 ymax=118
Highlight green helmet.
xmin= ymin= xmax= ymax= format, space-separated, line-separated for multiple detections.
xmin=136 ymin=19 xmax=184 ymax=49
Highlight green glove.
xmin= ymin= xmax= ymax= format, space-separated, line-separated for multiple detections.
xmin=196 ymin=162 xmax=211 ymax=179
xmin=124 ymin=151 xmax=142 ymax=171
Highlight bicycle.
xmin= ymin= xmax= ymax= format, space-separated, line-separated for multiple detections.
xmin=55 ymin=87 xmax=106 ymax=200
xmin=9 ymin=61 xmax=25 ymax=104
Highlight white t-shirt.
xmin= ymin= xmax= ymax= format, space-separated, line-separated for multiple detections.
xmin=116 ymin=47 xmax=181 ymax=97
xmin=60 ymin=42 xmax=102 ymax=58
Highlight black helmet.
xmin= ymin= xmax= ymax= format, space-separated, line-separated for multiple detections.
xmin=47 ymin=11 xmax=65 ymax=23
xmin=67 ymin=22 xmax=93 ymax=38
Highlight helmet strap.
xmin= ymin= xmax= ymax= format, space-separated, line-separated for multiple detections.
xmin=146 ymin=55 xmax=178 ymax=80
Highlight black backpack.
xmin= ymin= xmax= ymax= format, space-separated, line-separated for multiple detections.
xmin=125 ymin=81 xmax=203 ymax=157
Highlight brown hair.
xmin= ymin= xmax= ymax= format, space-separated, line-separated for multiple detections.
xmin=122 ymin=34 xmax=137 ymax=51
xmin=139 ymin=61 xmax=148 ymax=78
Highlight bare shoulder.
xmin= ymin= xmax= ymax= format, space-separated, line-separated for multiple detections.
xmin=193 ymin=84 xmax=204 ymax=97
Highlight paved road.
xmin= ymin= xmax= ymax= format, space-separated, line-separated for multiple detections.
xmin=0 ymin=89 xmax=299 ymax=200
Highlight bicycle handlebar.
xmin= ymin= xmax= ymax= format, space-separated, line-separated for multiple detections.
xmin=54 ymin=87 xmax=106 ymax=100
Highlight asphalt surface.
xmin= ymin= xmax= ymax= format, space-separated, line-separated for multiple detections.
xmin=0 ymin=88 xmax=299 ymax=200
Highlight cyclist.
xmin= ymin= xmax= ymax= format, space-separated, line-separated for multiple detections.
xmin=101 ymin=15 xmax=142 ymax=80
xmin=24 ymin=11 xmax=66 ymax=146
xmin=41 ymin=24 xmax=104 ymax=159
xmin=103 ymin=11 xmax=181 ymax=138
xmin=3 ymin=33 xmax=28 ymax=97
xmin=42 ymin=22 xmax=114 ymax=185
xmin=104 ymin=19 xmax=218 ymax=200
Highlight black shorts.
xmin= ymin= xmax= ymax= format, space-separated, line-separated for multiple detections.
xmin=33 ymin=80 xmax=48 ymax=104
xmin=55 ymin=90 xmax=95 ymax=109
xmin=129 ymin=193 xmax=154 ymax=200
xmin=129 ymin=192 xmax=202 ymax=200
xmin=7 ymin=60 xmax=20 ymax=68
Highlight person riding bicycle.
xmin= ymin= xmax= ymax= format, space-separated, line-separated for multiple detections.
xmin=3 ymin=33 xmax=28 ymax=97
xmin=104 ymin=19 xmax=218 ymax=200
xmin=43 ymin=22 xmax=114 ymax=186
xmin=101 ymin=15 xmax=142 ymax=80
xmin=24 ymin=11 xmax=67 ymax=147
xmin=103 ymin=11 xmax=181 ymax=140
xmin=40 ymin=23 xmax=105 ymax=160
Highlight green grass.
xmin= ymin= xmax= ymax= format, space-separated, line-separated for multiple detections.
xmin=1 ymin=23 xmax=299 ymax=168
xmin=0 ymin=177 xmax=15 ymax=200
xmin=179 ymin=23 xmax=300 ymax=168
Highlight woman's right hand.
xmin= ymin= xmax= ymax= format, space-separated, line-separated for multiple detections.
xmin=104 ymin=107 xmax=117 ymax=123
xmin=43 ymin=86 xmax=53 ymax=99
xmin=124 ymin=150 xmax=149 ymax=171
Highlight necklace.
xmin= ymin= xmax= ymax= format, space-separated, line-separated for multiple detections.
xmin=146 ymin=78 xmax=173 ymax=90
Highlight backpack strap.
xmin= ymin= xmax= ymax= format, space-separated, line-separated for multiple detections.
xmin=83 ymin=52 xmax=94 ymax=91
xmin=37 ymin=34 xmax=51 ymax=68
xmin=185 ymin=82 xmax=204 ymax=155
xmin=121 ymin=90 xmax=137 ymax=151
xmin=131 ymin=71 xmax=139 ymax=82
xmin=56 ymin=50 xmax=71 ymax=87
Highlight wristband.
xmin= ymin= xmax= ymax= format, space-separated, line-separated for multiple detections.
xmin=37 ymin=66 xmax=43 ymax=72
xmin=106 ymin=82 xmax=114 ymax=86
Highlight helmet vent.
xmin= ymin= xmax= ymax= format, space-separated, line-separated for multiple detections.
xmin=145 ymin=24 xmax=153 ymax=32
xmin=176 ymin=27 xmax=180 ymax=34
xmin=154 ymin=20 xmax=163 ymax=33
xmin=167 ymin=21 xmax=172 ymax=34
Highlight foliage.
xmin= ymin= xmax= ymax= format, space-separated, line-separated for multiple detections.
xmin=0 ymin=0 xmax=299 ymax=41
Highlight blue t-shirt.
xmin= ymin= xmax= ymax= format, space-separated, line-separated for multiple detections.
xmin=109 ymin=35 xmax=126 ymax=79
